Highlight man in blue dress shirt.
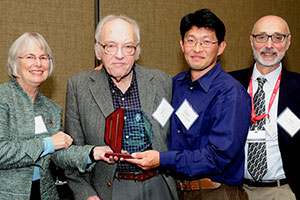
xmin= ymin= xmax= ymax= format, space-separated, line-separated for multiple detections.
xmin=126 ymin=9 xmax=251 ymax=200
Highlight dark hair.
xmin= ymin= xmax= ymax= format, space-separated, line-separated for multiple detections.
xmin=180 ymin=9 xmax=225 ymax=44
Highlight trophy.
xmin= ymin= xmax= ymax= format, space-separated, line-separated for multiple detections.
xmin=104 ymin=107 xmax=153 ymax=159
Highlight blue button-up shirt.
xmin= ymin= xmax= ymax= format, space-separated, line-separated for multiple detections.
xmin=160 ymin=62 xmax=251 ymax=185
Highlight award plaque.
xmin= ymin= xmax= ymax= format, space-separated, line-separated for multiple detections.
xmin=104 ymin=108 xmax=153 ymax=159
xmin=123 ymin=109 xmax=153 ymax=153
xmin=104 ymin=107 xmax=133 ymax=159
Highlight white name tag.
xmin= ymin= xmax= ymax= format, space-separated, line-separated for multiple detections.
xmin=152 ymin=98 xmax=174 ymax=127
xmin=175 ymin=99 xmax=199 ymax=130
xmin=247 ymin=130 xmax=266 ymax=142
xmin=35 ymin=116 xmax=48 ymax=135
xmin=277 ymin=107 xmax=300 ymax=137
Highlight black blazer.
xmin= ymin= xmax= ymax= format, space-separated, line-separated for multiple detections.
xmin=230 ymin=67 xmax=300 ymax=199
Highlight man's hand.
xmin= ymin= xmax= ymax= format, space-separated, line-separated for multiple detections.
xmin=125 ymin=150 xmax=160 ymax=170
xmin=94 ymin=64 xmax=103 ymax=71
xmin=87 ymin=195 xmax=100 ymax=200
xmin=93 ymin=146 xmax=116 ymax=163
xmin=50 ymin=131 xmax=73 ymax=150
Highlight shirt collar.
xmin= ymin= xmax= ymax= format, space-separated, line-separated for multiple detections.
xmin=178 ymin=61 xmax=222 ymax=93
xmin=107 ymin=67 xmax=137 ymax=96
xmin=253 ymin=63 xmax=282 ymax=88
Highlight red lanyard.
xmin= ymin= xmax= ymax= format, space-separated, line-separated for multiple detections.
xmin=249 ymin=72 xmax=281 ymax=123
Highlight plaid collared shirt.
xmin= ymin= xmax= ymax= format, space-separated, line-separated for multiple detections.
xmin=107 ymin=68 xmax=151 ymax=173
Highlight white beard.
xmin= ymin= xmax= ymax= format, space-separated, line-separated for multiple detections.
xmin=253 ymin=48 xmax=286 ymax=67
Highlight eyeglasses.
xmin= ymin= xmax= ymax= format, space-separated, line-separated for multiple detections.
xmin=98 ymin=42 xmax=137 ymax=56
xmin=251 ymin=33 xmax=290 ymax=43
xmin=18 ymin=54 xmax=51 ymax=64
xmin=184 ymin=38 xmax=218 ymax=48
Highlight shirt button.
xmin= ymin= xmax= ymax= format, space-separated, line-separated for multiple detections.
xmin=177 ymin=130 xmax=180 ymax=134
xmin=124 ymin=116 xmax=127 ymax=120
xmin=125 ymin=135 xmax=129 ymax=139
xmin=190 ymin=86 xmax=193 ymax=90
xmin=122 ymin=97 xmax=125 ymax=101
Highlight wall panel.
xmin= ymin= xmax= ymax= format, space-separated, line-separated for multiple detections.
xmin=0 ymin=0 xmax=95 ymax=109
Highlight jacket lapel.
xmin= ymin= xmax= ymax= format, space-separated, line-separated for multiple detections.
xmin=89 ymin=70 xmax=115 ymax=117
xmin=135 ymin=64 xmax=155 ymax=118
xmin=278 ymin=68 xmax=290 ymax=116
xmin=241 ymin=67 xmax=253 ymax=89
xmin=88 ymin=65 xmax=156 ymax=119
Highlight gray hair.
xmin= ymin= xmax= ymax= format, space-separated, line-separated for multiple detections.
xmin=7 ymin=32 xmax=54 ymax=78
xmin=94 ymin=15 xmax=141 ymax=58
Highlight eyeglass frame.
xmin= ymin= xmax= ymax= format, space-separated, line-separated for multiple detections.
xmin=18 ymin=54 xmax=52 ymax=64
xmin=98 ymin=42 xmax=138 ymax=56
xmin=183 ymin=38 xmax=219 ymax=48
xmin=251 ymin=33 xmax=290 ymax=43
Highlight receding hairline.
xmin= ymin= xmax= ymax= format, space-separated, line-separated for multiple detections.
xmin=100 ymin=18 xmax=135 ymax=36
xmin=103 ymin=18 xmax=132 ymax=27
xmin=95 ymin=15 xmax=140 ymax=44
xmin=251 ymin=15 xmax=290 ymax=34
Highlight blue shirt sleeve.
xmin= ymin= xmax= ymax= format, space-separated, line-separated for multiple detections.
xmin=87 ymin=157 xmax=92 ymax=164
xmin=41 ymin=137 xmax=55 ymax=157
xmin=160 ymin=151 xmax=178 ymax=168
xmin=32 ymin=137 xmax=55 ymax=181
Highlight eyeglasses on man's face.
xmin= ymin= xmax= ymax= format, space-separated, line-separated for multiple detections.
xmin=98 ymin=42 xmax=138 ymax=56
xmin=18 ymin=54 xmax=51 ymax=64
xmin=184 ymin=38 xmax=218 ymax=48
xmin=251 ymin=33 xmax=290 ymax=43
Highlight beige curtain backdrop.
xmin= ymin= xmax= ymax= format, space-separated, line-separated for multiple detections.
xmin=0 ymin=0 xmax=299 ymax=117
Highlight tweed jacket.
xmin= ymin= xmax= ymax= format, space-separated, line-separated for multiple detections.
xmin=0 ymin=79 xmax=94 ymax=200
xmin=65 ymin=64 xmax=177 ymax=200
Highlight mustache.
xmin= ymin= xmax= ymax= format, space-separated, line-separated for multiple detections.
xmin=259 ymin=48 xmax=278 ymax=54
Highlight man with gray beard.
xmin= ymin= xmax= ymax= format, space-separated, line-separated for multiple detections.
xmin=230 ymin=15 xmax=300 ymax=200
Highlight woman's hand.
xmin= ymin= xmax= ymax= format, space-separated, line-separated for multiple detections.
xmin=50 ymin=131 xmax=73 ymax=150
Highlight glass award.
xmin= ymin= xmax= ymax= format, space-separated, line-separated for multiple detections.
xmin=104 ymin=107 xmax=153 ymax=159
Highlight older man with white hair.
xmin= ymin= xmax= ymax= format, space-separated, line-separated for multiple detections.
xmin=64 ymin=15 xmax=177 ymax=200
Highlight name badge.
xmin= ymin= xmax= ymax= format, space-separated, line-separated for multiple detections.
xmin=152 ymin=98 xmax=174 ymax=127
xmin=277 ymin=107 xmax=300 ymax=137
xmin=175 ymin=99 xmax=199 ymax=130
xmin=247 ymin=130 xmax=266 ymax=142
xmin=35 ymin=116 xmax=48 ymax=135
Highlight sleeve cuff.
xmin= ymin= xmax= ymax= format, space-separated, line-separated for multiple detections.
xmin=89 ymin=147 xmax=96 ymax=163
xmin=87 ymin=157 xmax=92 ymax=164
xmin=159 ymin=151 xmax=177 ymax=168
xmin=41 ymin=137 xmax=55 ymax=157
